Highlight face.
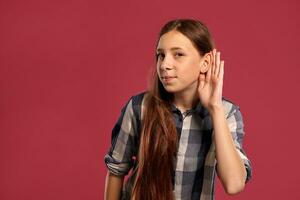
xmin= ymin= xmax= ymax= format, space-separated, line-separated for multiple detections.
xmin=156 ymin=30 xmax=207 ymax=94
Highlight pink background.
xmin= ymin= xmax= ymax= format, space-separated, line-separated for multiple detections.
xmin=1 ymin=0 xmax=299 ymax=199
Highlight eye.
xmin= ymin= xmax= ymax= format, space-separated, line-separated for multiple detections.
xmin=156 ymin=52 xmax=165 ymax=60
xmin=175 ymin=52 xmax=184 ymax=57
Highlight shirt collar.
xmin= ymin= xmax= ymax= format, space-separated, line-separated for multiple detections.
xmin=170 ymin=100 xmax=209 ymax=118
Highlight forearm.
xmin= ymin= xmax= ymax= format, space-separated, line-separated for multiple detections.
xmin=104 ymin=171 xmax=124 ymax=200
xmin=209 ymin=106 xmax=247 ymax=195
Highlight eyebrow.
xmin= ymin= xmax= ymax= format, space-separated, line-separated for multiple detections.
xmin=156 ymin=47 xmax=185 ymax=52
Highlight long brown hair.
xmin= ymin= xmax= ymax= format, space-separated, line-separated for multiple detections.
xmin=131 ymin=18 xmax=215 ymax=200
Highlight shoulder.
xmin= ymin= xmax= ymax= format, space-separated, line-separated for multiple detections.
xmin=130 ymin=91 xmax=148 ymax=106
xmin=125 ymin=91 xmax=150 ymax=120
xmin=221 ymin=96 xmax=241 ymax=118
xmin=121 ymin=91 xmax=147 ymax=109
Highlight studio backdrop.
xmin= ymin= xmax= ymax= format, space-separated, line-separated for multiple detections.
xmin=1 ymin=0 xmax=300 ymax=199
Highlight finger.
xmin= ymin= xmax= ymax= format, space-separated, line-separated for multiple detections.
xmin=198 ymin=73 xmax=205 ymax=89
xmin=216 ymin=52 xmax=222 ymax=76
xmin=215 ymin=51 xmax=220 ymax=75
xmin=206 ymin=62 xmax=212 ymax=82
xmin=219 ymin=60 xmax=224 ymax=79
xmin=198 ymin=72 xmax=205 ymax=81
xmin=206 ymin=49 xmax=214 ymax=81
xmin=212 ymin=49 xmax=216 ymax=75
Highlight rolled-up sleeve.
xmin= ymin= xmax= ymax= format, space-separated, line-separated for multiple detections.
xmin=226 ymin=105 xmax=252 ymax=183
xmin=104 ymin=97 xmax=137 ymax=176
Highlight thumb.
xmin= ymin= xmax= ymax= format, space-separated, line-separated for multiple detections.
xmin=198 ymin=73 xmax=205 ymax=89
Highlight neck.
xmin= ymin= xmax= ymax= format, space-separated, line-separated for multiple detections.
xmin=172 ymin=89 xmax=199 ymax=113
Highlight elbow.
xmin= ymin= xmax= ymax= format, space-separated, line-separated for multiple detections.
xmin=222 ymin=165 xmax=248 ymax=195
xmin=224 ymin=180 xmax=245 ymax=195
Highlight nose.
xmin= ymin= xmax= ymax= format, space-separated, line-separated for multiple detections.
xmin=159 ymin=54 xmax=173 ymax=70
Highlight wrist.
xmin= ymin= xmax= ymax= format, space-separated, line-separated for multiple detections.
xmin=208 ymin=104 xmax=224 ymax=116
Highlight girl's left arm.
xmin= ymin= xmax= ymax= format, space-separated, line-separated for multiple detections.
xmin=210 ymin=105 xmax=247 ymax=195
xmin=198 ymin=49 xmax=251 ymax=195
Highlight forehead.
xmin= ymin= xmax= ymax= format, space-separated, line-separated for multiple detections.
xmin=156 ymin=30 xmax=195 ymax=51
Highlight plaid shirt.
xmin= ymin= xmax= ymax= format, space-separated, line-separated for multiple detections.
xmin=104 ymin=91 xmax=252 ymax=200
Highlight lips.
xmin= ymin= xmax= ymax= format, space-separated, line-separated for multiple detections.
xmin=161 ymin=75 xmax=177 ymax=82
xmin=163 ymin=75 xmax=176 ymax=79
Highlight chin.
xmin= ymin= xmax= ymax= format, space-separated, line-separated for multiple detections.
xmin=163 ymin=83 xmax=197 ymax=95
xmin=163 ymin=85 xmax=183 ymax=94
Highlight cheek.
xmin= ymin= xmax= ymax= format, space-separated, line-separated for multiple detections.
xmin=156 ymin=65 xmax=161 ymax=75
xmin=181 ymin=63 xmax=201 ymax=79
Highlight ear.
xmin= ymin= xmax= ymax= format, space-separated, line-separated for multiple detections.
xmin=199 ymin=51 xmax=212 ymax=73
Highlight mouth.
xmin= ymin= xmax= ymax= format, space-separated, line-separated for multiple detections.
xmin=161 ymin=75 xmax=177 ymax=82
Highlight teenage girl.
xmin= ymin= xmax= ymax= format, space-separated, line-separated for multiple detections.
xmin=104 ymin=18 xmax=252 ymax=200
